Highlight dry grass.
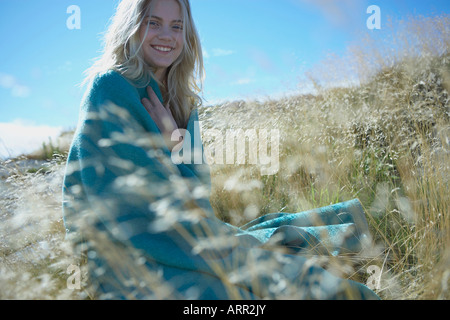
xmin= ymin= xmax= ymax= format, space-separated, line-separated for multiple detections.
xmin=0 ymin=14 xmax=448 ymax=299
xmin=200 ymin=14 xmax=450 ymax=299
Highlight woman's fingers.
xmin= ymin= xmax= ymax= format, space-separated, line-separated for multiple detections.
xmin=145 ymin=87 xmax=172 ymax=115
xmin=141 ymin=97 xmax=152 ymax=114
xmin=146 ymin=86 xmax=163 ymax=108
xmin=142 ymin=87 xmax=165 ymax=115
xmin=142 ymin=86 xmax=178 ymax=134
xmin=165 ymin=102 xmax=174 ymax=116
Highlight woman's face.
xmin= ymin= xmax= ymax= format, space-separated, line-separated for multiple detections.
xmin=140 ymin=0 xmax=184 ymax=81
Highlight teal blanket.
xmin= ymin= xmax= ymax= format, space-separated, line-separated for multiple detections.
xmin=63 ymin=70 xmax=379 ymax=300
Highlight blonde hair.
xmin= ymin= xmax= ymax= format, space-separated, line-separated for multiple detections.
xmin=83 ymin=0 xmax=204 ymax=129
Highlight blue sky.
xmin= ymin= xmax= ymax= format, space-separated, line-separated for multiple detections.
xmin=0 ymin=0 xmax=449 ymax=158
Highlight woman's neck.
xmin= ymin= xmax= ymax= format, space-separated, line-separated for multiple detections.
xmin=154 ymin=68 xmax=167 ymax=84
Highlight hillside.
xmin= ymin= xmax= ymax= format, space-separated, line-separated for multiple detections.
xmin=1 ymin=18 xmax=449 ymax=299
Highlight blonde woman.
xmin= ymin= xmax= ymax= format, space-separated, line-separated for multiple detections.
xmin=82 ymin=0 xmax=203 ymax=150
xmin=63 ymin=0 xmax=379 ymax=300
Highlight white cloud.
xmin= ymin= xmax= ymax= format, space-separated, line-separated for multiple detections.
xmin=0 ymin=73 xmax=31 ymax=98
xmin=203 ymin=48 xmax=235 ymax=60
xmin=232 ymin=78 xmax=253 ymax=85
xmin=202 ymin=49 xmax=210 ymax=59
xmin=211 ymin=48 xmax=235 ymax=57
xmin=0 ymin=120 xmax=63 ymax=159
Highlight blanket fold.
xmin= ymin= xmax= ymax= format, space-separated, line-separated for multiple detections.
xmin=63 ymin=70 xmax=379 ymax=300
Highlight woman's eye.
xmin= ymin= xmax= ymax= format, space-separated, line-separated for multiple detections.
xmin=172 ymin=24 xmax=183 ymax=31
xmin=149 ymin=20 xmax=160 ymax=29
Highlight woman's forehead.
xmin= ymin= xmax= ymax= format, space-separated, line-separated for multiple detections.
xmin=145 ymin=0 xmax=183 ymax=21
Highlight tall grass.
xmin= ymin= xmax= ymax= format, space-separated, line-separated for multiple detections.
xmin=201 ymin=14 xmax=450 ymax=299
xmin=0 ymin=14 xmax=448 ymax=299
xmin=0 ymin=156 xmax=84 ymax=299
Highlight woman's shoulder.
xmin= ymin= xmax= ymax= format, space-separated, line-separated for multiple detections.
xmin=83 ymin=69 xmax=141 ymax=108
xmin=91 ymin=69 xmax=136 ymax=94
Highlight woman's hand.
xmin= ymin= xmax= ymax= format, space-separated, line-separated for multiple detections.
xmin=142 ymin=86 xmax=177 ymax=134
xmin=141 ymin=86 xmax=184 ymax=151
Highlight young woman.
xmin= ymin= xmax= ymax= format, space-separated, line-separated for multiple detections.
xmin=63 ymin=0 xmax=379 ymax=300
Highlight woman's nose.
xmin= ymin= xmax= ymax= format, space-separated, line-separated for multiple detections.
xmin=157 ymin=25 xmax=172 ymax=40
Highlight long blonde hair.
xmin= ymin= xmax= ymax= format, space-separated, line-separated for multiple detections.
xmin=83 ymin=0 xmax=204 ymax=129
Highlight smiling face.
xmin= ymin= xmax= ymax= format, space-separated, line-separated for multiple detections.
xmin=139 ymin=0 xmax=184 ymax=82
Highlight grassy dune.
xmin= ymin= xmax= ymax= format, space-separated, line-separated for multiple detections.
xmin=203 ymin=15 xmax=449 ymax=299
xmin=0 ymin=15 xmax=448 ymax=299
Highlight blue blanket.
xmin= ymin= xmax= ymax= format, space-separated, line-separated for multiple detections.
xmin=63 ymin=70 xmax=379 ymax=300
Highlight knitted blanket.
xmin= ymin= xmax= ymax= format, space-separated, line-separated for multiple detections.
xmin=63 ymin=70 xmax=379 ymax=300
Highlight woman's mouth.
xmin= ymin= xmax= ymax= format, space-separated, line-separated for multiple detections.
xmin=151 ymin=45 xmax=174 ymax=53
